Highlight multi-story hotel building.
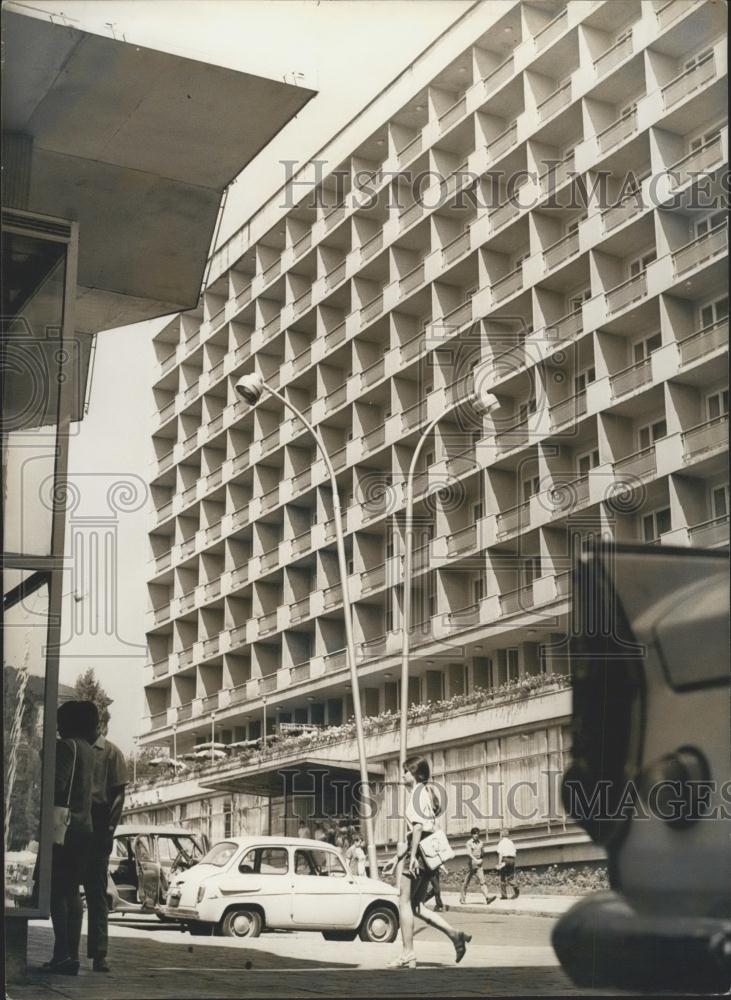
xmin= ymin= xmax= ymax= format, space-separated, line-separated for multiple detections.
xmin=131 ymin=0 xmax=728 ymax=864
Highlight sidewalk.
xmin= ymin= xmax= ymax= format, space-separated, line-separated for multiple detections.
xmin=440 ymin=892 xmax=580 ymax=919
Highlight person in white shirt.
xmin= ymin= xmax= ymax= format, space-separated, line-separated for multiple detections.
xmin=345 ymin=835 xmax=367 ymax=877
xmin=459 ymin=827 xmax=497 ymax=905
xmin=382 ymin=755 xmax=471 ymax=968
xmin=496 ymin=828 xmax=519 ymax=900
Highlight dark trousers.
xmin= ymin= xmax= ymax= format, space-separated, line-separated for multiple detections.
xmin=425 ymin=868 xmax=443 ymax=907
xmin=83 ymin=832 xmax=112 ymax=959
xmin=51 ymin=832 xmax=91 ymax=962
xmin=500 ymin=859 xmax=517 ymax=898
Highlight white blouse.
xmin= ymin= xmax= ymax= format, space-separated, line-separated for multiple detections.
xmin=405 ymin=783 xmax=437 ymax=833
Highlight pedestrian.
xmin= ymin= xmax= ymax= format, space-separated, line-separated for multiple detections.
xmin=324 ymin=821 xmax=337 ymax=846
xmin=42 ymin=702 xmax=95 ymax=976
xmin=297 ymin=820 xmax=311 ymax=839
xmin=382 ymin=755 xmax=470 ymax=968
xmin=497 ymin=827 xmax=519 ymax=900
xmin=345 ymin=834 xmax=367 ymax=877
xmin=313 ymin=822 xmax=327 ymax=842
xmin=459 ymin=827 xmax=497 ymax=905
xmin=77 ymin=701 xmax=128 ymax=973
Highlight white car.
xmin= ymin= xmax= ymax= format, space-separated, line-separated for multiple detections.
xmin=163 ymin=835 xmax=399 ymax=943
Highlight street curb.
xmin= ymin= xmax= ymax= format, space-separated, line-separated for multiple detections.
xmin=441 ymin=903 xmax=565 ymax=919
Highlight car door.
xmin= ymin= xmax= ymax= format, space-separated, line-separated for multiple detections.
xmin=290 ymin=848 xmax=362 ymax=928
xmin=215 ymin=846 xmax=292 ymax=928
xmin=133 ymin=835 xmax=162 ymax=909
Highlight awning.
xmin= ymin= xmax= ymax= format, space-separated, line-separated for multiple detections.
xmin=201 ymin=756 xmax=385 ymax=797
xmin=2 ymin=9 xmax=316 ymax=334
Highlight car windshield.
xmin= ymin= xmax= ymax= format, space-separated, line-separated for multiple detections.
xmin=198 ymin=841 xmax=238 ymax=867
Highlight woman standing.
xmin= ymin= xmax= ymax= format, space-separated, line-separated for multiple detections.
xmin=383 ymin=755 xmax=470 ymax=968
xmin=42 ymin=702 xmax=95 ymax=975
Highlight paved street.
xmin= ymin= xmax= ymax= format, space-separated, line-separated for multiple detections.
xmin=10 ymin=900 xmax=629 ymax=999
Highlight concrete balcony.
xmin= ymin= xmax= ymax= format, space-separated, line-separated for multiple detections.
xmin=543 ymin=230 xmax=580 ymax=271
xmin=151 ymin=657 xmax=170 ymax=679
xmin=672 ymin=224 xmax=727 ymax=278
xmin=496 ymin=499 xmax=531 ymax=539
xmin=325 ymin=320 xmax=347 ymax=350
xmin=399 ymin=200 xmax=424 ymax=232
xmin=605 ymin=271 xmax=647 ymax=315
xmin=656 ymin=0 xmax=701 ymax=31
xmin=153 ymin=603 xmax=171 ymax=625
xmin=445 ymin=601 xmax=480 ymax=628
xmin=361 ymin=292 xmax=384 ymax=324
xmin=156 ymin=499 xmax=174 ymax=525
xmin=322 ymin=582 xmax=343 ymax=610
xmin=489 ymin=200 xmax=520 ymax=234
xmin=178 ymin=588 xmax=197 ymax=615
xmin=678 ymin=319 xmax=728 ymax=366
xmin=536 ymin=80 xmax=571 ymax=122
xmin=203 ymin=634 xmax=220 ymax=658
xmin=446 ymin=523 xmax=478 ymax=557
xmin=499 ymin=583 xmax=535 ymax=616
xmin=661 ymin=52 xmax=715 ymax=110
xmin=533 ymin=8 xmax=568 ymax=50
xmin=670 ymin=135 xmax=724 ymax=190
xmin=594 ymin=33 xmax=633 ymax=78
xmin=155 ymin=448 xmax=176 ymax=476
xmin=495 ymin=419 xmax=530 ymax=454
xmin=159 ymin=347 xmax=178 ymax=377
xmin=613 ymin=445 xmax=656 ymax=481
xmin=397 ymin=133 xmax=423 ymax=169
xmin=361 ymin=356 xmax=386 ymax=389
xmin=260 ymin=428 xmax=280 ymax=456
xmin=596 ymin=107 xmax=637 ymax=155
xmin=205 ymin=521 xmax=222 ymax=545
xmin=610 ymin=358 xmax=652 ymax=399
xmin=360 ymin=562 xmax=386 ymax=594
xmin=482 ymin=55 xmax=514 ymax=96
xmin=178 ymin=646 xmax=195 ymax=669
xmin=486 ymin=122 xmax=518 ymax=162
xmin=602 ymin=200 xmax=637 ymax=233
xmin=289 ymin=595 xmax=310 ymax=623
xmin=257 ymin=611 xmax=278 ymax=637
xmin=492 ymin=265 xmax=523 ymax=303
xmin=439 ymin=299 xmax=472 ymax=332
xmin=689 ymin=514 xmax=729 ymax=548
xmin=550 ymin=390 xmax=586 ymax=429
xmin=289 ymin=660 xmax=311 ymax=685
xmin=292 ymin=288 xmax=312 ymax=318
xmin=682 ymin=414 xmax=728 ymax=462
xmin=438 ymin=94 xmax=467 ymax=133
xmin=360 ymin=231 xmax=383 ymax=263
xmin=548 ymin=475 xmax=590 ymax=517
xmin=362 ymin=423 xmax=386 ymax=455
xmin=153 ymin=550 xmax=172 ymax=574
xmin=442 ymin=229 xmax=471 ymax=266
xmin=399 ymin=261 xmax=425 ymax=297
xmin=259 ymin=545 xmax=280 ymax=573
xmin=547 ymin=308 xmax=583 ymax=348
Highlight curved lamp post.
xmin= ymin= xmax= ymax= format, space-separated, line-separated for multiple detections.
xmin=396 ymin=375 xmax=499 ymax=864
xmin=235 ymin=372 xmax=378 ymax=878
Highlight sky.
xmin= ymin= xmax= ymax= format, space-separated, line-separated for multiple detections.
xmin=15 ymin=0 xmax=472 ymax=751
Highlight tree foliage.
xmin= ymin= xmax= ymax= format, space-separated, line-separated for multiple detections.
xmin=74 ymin=667 xmax=112 ymax=734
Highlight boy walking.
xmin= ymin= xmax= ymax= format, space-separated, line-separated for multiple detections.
xmin=459 ymin=827 xmax=496 ymax=905
xmin=497 ymin=828 xmax=519 ymax=899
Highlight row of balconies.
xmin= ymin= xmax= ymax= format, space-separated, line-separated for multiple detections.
xmin=145 ymin=565 xmax=574 ymax=709
xmin=147 ymin=407 xmax=728 ymax=654
xmin=148 ymin=308 xmax=727 ymax=597
xmin=149 ymin=218 xmax=727 ymax=527
xmin=151 ymin=121 xmax=727 ymax=446
xmin=152 ymin=9 xmax=724 ymax=392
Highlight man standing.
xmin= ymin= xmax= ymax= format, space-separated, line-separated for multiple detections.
xmin=78 ymin=701 xmax=127 ymax=973
xmin=345 ymin=834 xmax=367 ymax=877
xmin=497 ymin=827 xmax=519 ymax=900
xmin=460 ymin=827 xmax=496 ymax=905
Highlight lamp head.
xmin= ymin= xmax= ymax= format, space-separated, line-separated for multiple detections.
xmin=235 ymin=372 xmax=265 ymax=405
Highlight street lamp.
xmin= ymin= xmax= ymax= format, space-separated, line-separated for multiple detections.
xmin=210 ymin=710 xmax=217 ymax=765
xmin=235 ymin=373 xmax=378 ymax=878
xmin=132 ymin=735 xmax=139 ymax=784
xmin=172 ymin=724 xmax=177 ymax=763
xmin=397 ymin=374 xmax=499 ymax=861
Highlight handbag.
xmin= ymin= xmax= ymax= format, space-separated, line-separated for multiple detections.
xmin=52 ymin=739 xmax=77 ymax=846
xmin=418 ymin=829 xmax=455 ymax=871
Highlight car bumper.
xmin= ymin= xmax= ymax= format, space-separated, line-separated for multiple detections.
xmin=162 ymin=905 xmax=199 ymax=921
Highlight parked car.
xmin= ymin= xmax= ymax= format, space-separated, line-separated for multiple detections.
xmin=163 ymin=835 xmax=399 ymax=942
xmin=107 ymin=824 xmax=208 ymax=918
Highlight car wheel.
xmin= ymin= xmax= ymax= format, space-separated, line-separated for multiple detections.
xmin=321 ymin=930 xmax=358 ymax=942
xmin=359 ymin=905 xmax=399 ymax=943
xmin=221 ymin=908 xmax=263 ymax=939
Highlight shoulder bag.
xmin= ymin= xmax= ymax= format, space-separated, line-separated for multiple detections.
xmin=53 ymin=739 xmax=77 ymax=846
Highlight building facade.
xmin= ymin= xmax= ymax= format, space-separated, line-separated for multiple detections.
xmin=134 ymin=0 xmax=728 ymax=865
